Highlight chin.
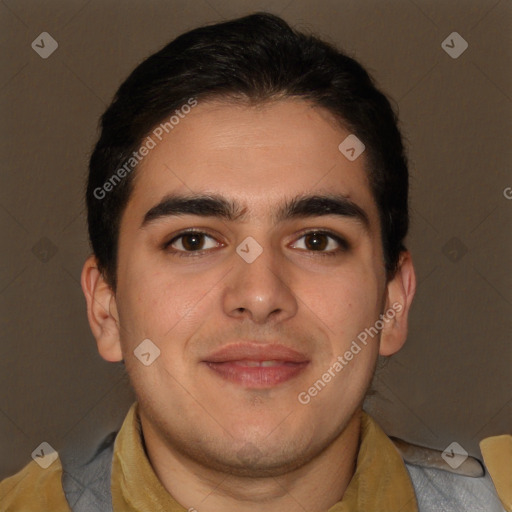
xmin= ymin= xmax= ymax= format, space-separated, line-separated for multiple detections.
xmin=203 ymin=441 xmax=319 ymax=478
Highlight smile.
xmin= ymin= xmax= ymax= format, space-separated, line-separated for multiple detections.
xmin=203 ymin=342 xmax=310 ymax=388
xmin=205 ymin=360 xmax=309 ymax=388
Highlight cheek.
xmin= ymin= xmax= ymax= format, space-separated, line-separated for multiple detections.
xmin=298 ymin=264 xmax=383 ymax=342
xmin=116 ymin=258 xmax=222 ymax=347
xmin=299 ymin=272 xmax=381 ymax=417
xmin=118 ymin=269 xmax=215 ymax=400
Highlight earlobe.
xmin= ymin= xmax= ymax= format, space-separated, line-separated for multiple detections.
xmin=80 ymin=255 xmax=123 ymax=362
xmin=379 ymin=251 xmax=417 ymax=357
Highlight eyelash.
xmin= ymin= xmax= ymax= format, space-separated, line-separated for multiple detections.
xmin=163 ymin=229 xmax=350 ymax=258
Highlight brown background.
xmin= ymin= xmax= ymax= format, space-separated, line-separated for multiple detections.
xmin=1 ymin=0 xmax=510 ymax=479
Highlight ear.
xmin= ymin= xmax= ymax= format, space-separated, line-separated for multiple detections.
xmin=379 ymin=251 xmax=416 ymax=357
xmin=80 ymin=254 xmax=123 ymax=362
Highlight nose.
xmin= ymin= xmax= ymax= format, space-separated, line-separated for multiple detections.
xmin=221 ymin=240 xmax=298 ymax=325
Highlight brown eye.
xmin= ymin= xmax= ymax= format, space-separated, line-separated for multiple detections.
xmin=180 ymin=233 xmax=205 ymax=251
xmin=291 ymin=230 xmax=349 ymax=256
xmin=303 ymin=232 xmax=329 ymax=251
xmin=167 ymin=231 xmax=219 ymax=253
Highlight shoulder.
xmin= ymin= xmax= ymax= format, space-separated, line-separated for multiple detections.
xmin=405 ymin=462 xmax=506 ymax=512
xmin=0 ymin=457 xmax=71 ymax=512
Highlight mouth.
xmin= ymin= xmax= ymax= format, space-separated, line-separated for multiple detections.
xmin=203 ymin=343 xmax=310 ymax=389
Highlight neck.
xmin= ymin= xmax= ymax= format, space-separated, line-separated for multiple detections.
xmin=140 ymin=409 xmax=362 ymax=512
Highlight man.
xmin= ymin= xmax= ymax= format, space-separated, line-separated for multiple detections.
xmin=1 ymin=12 xmax=507 ymax=512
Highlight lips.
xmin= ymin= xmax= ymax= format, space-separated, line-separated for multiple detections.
xmin=203 ymin=343 xmax=310 ymax=388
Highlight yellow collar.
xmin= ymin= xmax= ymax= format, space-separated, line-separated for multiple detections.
xmin=111 ymin=403 xmax=418 ymax=511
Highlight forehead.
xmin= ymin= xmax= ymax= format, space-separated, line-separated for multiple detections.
xmin=123 ymin=98 xmax=378 ymax=226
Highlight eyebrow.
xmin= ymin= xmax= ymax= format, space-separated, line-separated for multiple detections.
xmin=140 ymin=193 xmax=370 ymax=230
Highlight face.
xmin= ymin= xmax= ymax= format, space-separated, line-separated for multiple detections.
xmin=86 ymin=98 xmax=412 ymax=477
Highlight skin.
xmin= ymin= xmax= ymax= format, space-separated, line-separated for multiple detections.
xmin=81 ymin=98 xmax=416 ymax=512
